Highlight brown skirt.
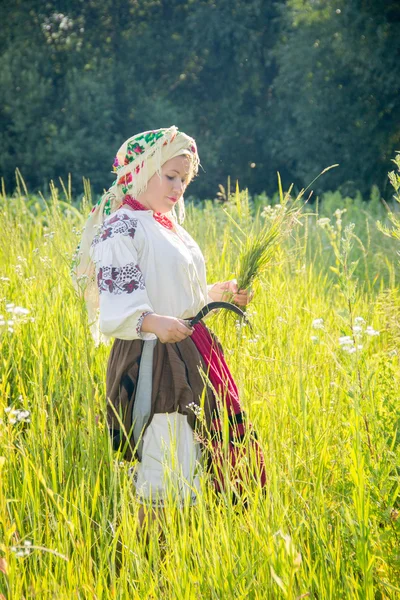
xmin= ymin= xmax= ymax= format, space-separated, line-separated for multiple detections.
xmin=106 ymin=334 xmax=218 ymax=461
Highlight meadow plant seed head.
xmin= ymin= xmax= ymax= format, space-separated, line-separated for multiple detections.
xmin=334 ymin=208 xmax=347 ymax=219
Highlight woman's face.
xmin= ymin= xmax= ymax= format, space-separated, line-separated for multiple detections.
xmin=137 ymin=155 xmax=192 ymax=214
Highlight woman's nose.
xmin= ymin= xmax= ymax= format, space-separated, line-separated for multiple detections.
xmin=172 ymin=179 xmax=184 ymax=195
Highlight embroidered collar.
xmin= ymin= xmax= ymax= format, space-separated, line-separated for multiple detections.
xmin=121 ymin=195 xmax=174 ymax=230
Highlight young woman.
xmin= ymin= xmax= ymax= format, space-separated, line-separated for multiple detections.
xmin=73 ymin=126 xmax=266 ymax=517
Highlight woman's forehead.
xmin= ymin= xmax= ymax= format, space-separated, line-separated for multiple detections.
xmin=163 ymin=155 xmax=191 ymax=175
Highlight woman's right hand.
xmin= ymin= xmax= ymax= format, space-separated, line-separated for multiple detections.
xmin=141 ymin=313 xmax=193 ymax=343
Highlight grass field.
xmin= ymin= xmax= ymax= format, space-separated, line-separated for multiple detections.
xmin=0 ymin=173 xmax=400 ymax=599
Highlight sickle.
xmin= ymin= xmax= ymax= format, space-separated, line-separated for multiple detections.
xmin=186 ymin=301 xmax=253 ymax=330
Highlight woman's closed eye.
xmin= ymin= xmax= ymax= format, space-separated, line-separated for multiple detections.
xmin=166 ymin=175 xmax=187 ymax=184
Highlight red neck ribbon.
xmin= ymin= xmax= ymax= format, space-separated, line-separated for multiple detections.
xmin=121 ymin=195 xmax=174 ymax=230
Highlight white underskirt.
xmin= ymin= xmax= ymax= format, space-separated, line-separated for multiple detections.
xmin=132 ymin=412 xmax=202 ymax=507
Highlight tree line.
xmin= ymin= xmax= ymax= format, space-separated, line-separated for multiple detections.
xmin=1 ymin=0 xmax=400 ymax=200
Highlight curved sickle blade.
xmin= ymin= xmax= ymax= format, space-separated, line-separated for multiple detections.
xmin=188 ymin=301 xmax=253 ymax=330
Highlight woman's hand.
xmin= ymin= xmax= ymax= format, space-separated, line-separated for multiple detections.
xmin=141 ymin=313 xmax=193 ymax=343
xmin=208 ymin=280 xmax=254 ymax=307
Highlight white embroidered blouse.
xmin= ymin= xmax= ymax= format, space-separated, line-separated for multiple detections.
xmin=89 ymin=207 xmax=211 ymax=341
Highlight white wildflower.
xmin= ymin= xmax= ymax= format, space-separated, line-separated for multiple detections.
xmin=352 ymin=325 xmax=362 ymax=334
xmin=6 ymin=408 xmax=31 ymax=424
xmin=261 ymin=203 xmax=286 ymax=220
xmin=365 ymin=326 xmax=379 ymax=336
xmin=187 ymin=402 xmax=203 ymax=418
xmin=388 ymin=349 xmax=398 ymax=357
xmin=311 ymin=335 xmax=319 ymax=343
xmin=12 ymin=542 xmax=31 ymax=558
xmin=354 ymin=316 xmax=365 ymax=325
xmin=18 ymin=410 xmax=31 ymax=421
xmin=317 ymin=217 xmax=331 ymax=227
xmin=342 ymin=346 xmax=356 ymax=354
xmin=339 ymin=336 xmax=353 ymax=345
xmin=4 ymin=407 xmax=11 ymax=413
xmin=312 ymin=318 xmax=324 ymax=330
xmin=7 ymin=306 xmax=29 ymax=315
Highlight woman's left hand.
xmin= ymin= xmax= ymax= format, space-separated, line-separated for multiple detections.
xmin=208 ymin=279 xmax=254 ymax=307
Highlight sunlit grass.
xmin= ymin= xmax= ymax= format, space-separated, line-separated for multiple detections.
xmin=0 ymin=179 xmax=399 ymax=598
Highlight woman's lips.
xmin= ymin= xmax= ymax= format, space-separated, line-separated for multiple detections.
xmin=167 ymin=196 xmax=178 ymax=202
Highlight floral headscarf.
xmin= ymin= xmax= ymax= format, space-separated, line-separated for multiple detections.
xmin=71 ymin=125 xmax=200 ymax=344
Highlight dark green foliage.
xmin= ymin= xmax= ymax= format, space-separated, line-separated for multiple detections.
xmin=270 ymin=0 xmax=400 ymax=196
xmin=1 ymin=0 xmax=400 ymax=199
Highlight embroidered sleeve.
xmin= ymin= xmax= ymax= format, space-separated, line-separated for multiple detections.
xmin=90 ymin=213 xmax=156 ymax=341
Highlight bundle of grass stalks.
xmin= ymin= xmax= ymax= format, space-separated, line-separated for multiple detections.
xmin=234 ymin=176 xmax=303 ymax=294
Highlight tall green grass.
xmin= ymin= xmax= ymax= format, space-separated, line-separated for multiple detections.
xmin=0 ymin=177 xmax=399 ymax=598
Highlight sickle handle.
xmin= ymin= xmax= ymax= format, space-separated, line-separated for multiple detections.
xmin=186 ymin=301 xmax=253 ymax=330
